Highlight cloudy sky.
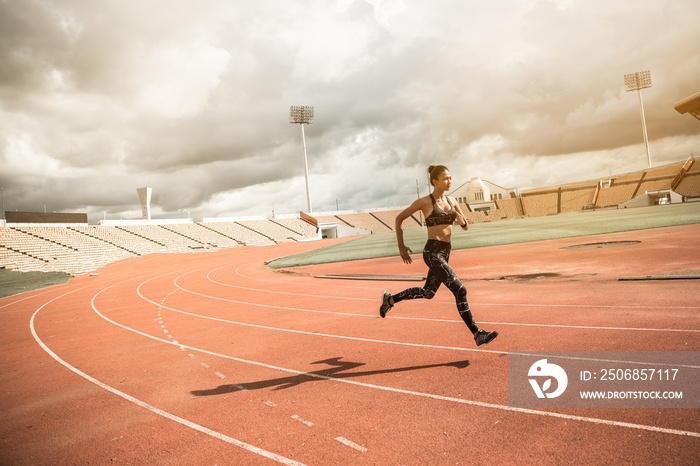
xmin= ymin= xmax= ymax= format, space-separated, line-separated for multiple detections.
xmin=1 ymin=0 xmax=699 ymax=223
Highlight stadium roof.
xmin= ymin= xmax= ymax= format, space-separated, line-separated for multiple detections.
xmin=673 ymin=91 xmax=700 ymax=121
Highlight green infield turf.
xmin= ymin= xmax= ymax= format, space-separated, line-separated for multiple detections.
xmin=268 ymin=202 xmax=700 ymax=268
xmin=0 ymin=269 xmax=73 ymax=299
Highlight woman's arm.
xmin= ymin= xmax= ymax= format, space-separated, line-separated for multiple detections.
xmin=453 ymin=198 xmax=469 ymax=231
xmin=395 ymin=197 xmax=427 ymax=264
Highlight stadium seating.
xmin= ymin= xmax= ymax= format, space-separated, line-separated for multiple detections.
xmin=486 ymin=209 xmax=506 ymax=221
xmin=560 ymin=183 xmax=598 ymax=213
xmin=0 ymin=226 xmax=135 ymax=274
xmin=70 ymin=225 xmax=160 ymax=256
xmin=675 ymin=173 xmax=700 ymax=198
xmin=522 ymin=192 xmax=559 ymax=217
xmin=312 ymin=214 xmax=350 ymax=226
xmin=465 ymin=210 xmax=489 ymax=223
xmin=673 ymin=159 xmax=700 ymax=197
xmin=334 ymin=212 xmax=393 ymax=233
xmin=273 ymin=217 xmax=319 ymax=237
xmin=595 ymin=183 xmax=639 ymax=208
xmin=202 ymin=222 xmax=275 ymax=246
xmin=160 ymin=223 xmax=239 ymax=248
xmin=236 ymin=219 xmax=305 ymax=243
xmin=495 ymin=198 xmax=524 ymax=218
xmin=2 ymin=159 xmax=698 ymax=276
xmin=371 ymin=209 xmax=423 ymax=229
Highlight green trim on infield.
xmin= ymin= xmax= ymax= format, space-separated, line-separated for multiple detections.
xmin=268 ymin=203 xmax=700 ymax=269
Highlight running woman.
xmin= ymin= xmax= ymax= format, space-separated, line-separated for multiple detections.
xmin=379 ymin=165 xmax=498 ymax=347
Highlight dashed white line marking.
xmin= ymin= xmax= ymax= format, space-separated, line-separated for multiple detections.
xmin=138 ymin=290 xmax=700 ymax=368
xmin=291 ymin=415 xmax=314 ymax=427
xmin=97 ymin=293 xmax=700 ymax=438
xmin=335 ymin=437 xmax=367 ymax=453
xmin=30 ymin=301 xmax=305 ymax=465
xmin=77 ymin=273 xmax=700 ymax=440
xmin=262 ymin=400 xmax=277 ymax=408
xmin=215 ymin=372 xmax=227 ymax=379
xmin=159 ymin=304 xmax=214 ymax=374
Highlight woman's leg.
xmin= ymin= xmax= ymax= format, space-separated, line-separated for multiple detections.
xmin=390 ymin=269 xmax=441 ymax=303
xmin=386 ymin=240 xmax=475 ymax=332
xmin=389 ymin=240 xmax=445 ymax=306
xmin=381 ymin=240 xmax=497 ymax=345
xmin=422 ymin=244 xmax=479 ymax=334
xmin=381 ymin=242 xmax=442 ymax=317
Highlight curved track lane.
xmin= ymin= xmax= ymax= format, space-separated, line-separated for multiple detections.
xmin=2 ymin=226 xmax=699 ymax=464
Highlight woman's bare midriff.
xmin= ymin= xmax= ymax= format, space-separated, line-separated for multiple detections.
xmin=427 ymin=224 xmax=452 ymax=242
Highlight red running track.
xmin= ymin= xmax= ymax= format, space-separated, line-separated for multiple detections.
xmin=1 ymin=225 xmax=699 ymax=464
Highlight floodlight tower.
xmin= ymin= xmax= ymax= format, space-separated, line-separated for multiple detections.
xmin=289 ymin=105 xmax=314 ymax=212
xmin=624 ymin=70 xmax=653 ymax=168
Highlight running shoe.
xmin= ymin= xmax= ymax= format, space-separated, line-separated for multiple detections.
xmin=379 ymin=291 xmax=393 ymax=318
xmin=474 ymin=329 xmax=498 ymax=347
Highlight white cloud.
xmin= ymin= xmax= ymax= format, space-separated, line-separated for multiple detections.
xmin=5 ymin=134 xmax=61 ymax=177
xmin=133 ymin=40 xmax=231 ymax=118
xmin=0 ymin=0 xmax=698 ymax=223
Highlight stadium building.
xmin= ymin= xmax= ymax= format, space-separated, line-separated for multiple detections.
xmin=449 ymin=178 xmax=519 ymax=213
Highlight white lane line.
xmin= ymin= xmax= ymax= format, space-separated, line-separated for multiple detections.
xmin=225 ymin=263 xmax=700 ymax=311
xmin=291 ymin=415 xmax=314 ymax=427
xmin=209 ymin=266 xmax=700 ymax=311
xmin=137 ymin=279 xmax=700 ymax=368
xmin=169 ymin=273 xmax=700 ymax=334
xmin=93 ymin=285 xmax=700 ymax=438
xmin=166 ymin=270 xmax=699 ymax=373
xmin=0 ymin=282 xmax=95 ymax=312
xmin=335 ymin=437 xmax=368 ymax=453
xmin=152 ymin=265 xmax=699 ymax=334
xmin=29 ymin=294 xmax=306 ymax=465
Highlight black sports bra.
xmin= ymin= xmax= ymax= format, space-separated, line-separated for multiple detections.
xmin=425 ymin=194 xmax=456 ymax=227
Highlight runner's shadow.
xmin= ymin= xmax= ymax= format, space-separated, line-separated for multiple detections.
xmin=190 ymin=357 xmax=470 ymax=396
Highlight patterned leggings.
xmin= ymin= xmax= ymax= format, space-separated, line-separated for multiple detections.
xmin=392 ymin=239 xmax=478 ymax=333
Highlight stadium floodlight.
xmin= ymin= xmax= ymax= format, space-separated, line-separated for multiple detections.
xmin=289 ymin=105 xmax=315 ymax=212
xmin=624 ymin=70 xmax=653 ymax=168
xmin=673 ymin=91 xmax=700 ymax=122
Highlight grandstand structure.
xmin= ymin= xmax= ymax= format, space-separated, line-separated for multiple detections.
xmin=1 ymin=157 xmax=698 ymax=276
xmin=0 ymin=216 xmax=320 ymax=275
xmin=516 ymin=157 xmax=699 ymax=216
xmin=674 ymin=91 xmax=700 ymax=121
